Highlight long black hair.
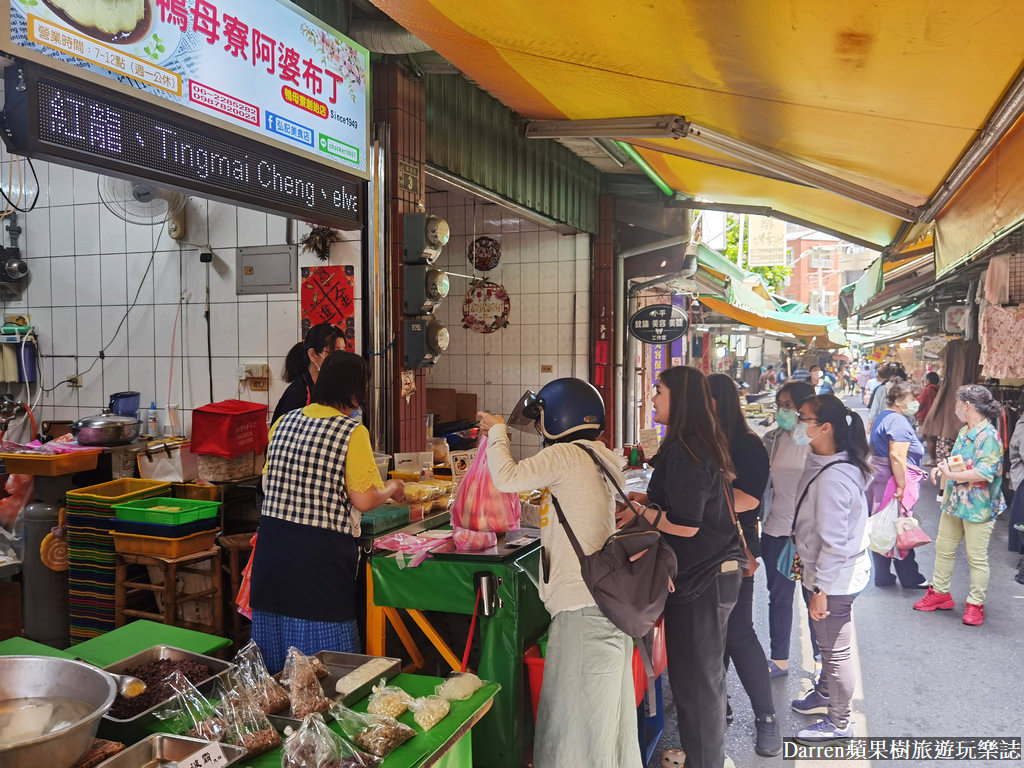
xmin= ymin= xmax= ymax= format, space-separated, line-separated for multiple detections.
xmin=658 ymin=366 xmax=735 ymax=481
xmin=707 ymin=373 xmax=750 ymax=443
xmin=283 ymin=323 xmax=342 ymax=383
xmin=805 ymin=394 xmax=872 ymax=480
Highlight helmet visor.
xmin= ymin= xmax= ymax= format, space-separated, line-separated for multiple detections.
xmin=507 ymin=390 xmax=541 ymax=431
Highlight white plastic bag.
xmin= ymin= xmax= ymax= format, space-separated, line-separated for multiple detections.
xmin=867 ymin=499 xmax=899 ymax=555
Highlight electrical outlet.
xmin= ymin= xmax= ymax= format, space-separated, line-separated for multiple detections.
xmin=245 ymin=363 xmax=270 ymax=379
xmin=66 ymin=375 xmax=82 ymax=388
xmin=249 ymin=378 xmax=269 ymax=391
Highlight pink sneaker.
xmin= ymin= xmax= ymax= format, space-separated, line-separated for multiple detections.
xmin=962 ymin=603 xmax=984 ymax=626
xmin=913 ymin=587 xmax=955 ymax=611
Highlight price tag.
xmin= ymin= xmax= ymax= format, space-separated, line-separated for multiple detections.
xmin=177 ymin=741 xmax=230 ymax=768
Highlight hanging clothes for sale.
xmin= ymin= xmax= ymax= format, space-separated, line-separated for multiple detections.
xmin=980 ymin=305 xmax=1024 ymax=379
xmin=985 ymin=254 xmax=1011 ymax=305
xmin=922 ymin=338 xmax=982 ymax=442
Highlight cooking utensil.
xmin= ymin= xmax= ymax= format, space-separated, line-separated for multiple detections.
xmin=0 ymin=655 xmax=118 ymax=768
xmin=71 ymin=409 xmax=140 ymax=446
xmin=87 ymin=733 xmax=246 ymax=768
xmin=107 ymin=673 xmax=146 ymax=699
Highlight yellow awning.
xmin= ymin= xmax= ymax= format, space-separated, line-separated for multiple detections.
xmin=373 ymin=0 xmax=1024 ymax=251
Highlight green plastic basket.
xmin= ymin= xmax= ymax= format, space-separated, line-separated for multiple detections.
xmin=112 ymin=496 xmax=221 ymax=525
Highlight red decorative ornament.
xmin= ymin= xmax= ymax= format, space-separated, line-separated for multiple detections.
xmin=463 ymin=279 xmax=511 ymax=334
xmin=467 ymin=236 xmax=502 ymax=271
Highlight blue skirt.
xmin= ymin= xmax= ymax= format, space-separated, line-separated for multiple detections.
xmin=251 ymin=609 xmax=360 ymax=674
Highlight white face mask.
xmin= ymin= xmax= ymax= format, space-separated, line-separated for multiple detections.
xmin=792 ymin=422 xmax=815 ymax=446
xmin=903 ymin=400 xmax=920 ymax=417
xmin=954 ymin=403 xmax=967 ymax=422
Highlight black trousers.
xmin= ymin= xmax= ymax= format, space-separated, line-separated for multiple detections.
xmin=665 ymin=568 xmax=741 ymax=768
xmin=724 ymin=574 xmax=776 ymax=717
xmin=871 ymin=549 xmax=925 ymax=586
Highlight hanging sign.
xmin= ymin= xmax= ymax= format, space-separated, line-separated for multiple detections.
xmin=4 ymin=0 xmax=370 ymax=178
xmin=746 ymin=215 xmax=787 ymax=267
xmin=628 ymin=304 xmax=689 ymax=344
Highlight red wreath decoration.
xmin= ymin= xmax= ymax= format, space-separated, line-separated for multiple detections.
xmin=463 ymin=279 xmax=511 ymax=334
xmin=467 ymin=236 xmax=502 ymax=271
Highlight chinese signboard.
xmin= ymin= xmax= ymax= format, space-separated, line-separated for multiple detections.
xmin=301 ymin=265 xmax=356 ymax=351
xmin=747 ymin=215 xmax=787 ymax=267
xmin=7 ymin=0 xmax=370 ymax=178
xmin=628 ymin=304 xmax=689 ymax=345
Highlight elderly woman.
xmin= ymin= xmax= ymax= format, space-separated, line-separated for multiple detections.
xmin=251 ymin=351 xmax=403 ymax=672
xmin=914 ymin=385 xmax=1005 ymax=627
xmin=868 ymin=381 xmax=929 ymax=589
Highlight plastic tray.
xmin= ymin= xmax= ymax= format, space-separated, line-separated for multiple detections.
xmin=89 ymin=733 xmax=245 ymax=767
xmin=361 ymin=504 xmax=411 ymax=535
xmin=110 ymin=516 xmax=220 ymax=539
xmin=109 ymin=529 xmax=218 ymax=558
xmin=0 ymin=449 xmax=101 ymax=476
xmin=112 ymin=496 xmax=221 ymax=525
xmin=68 ymin=478 xmax=172 ymax=505
xmin=172 ymin=482 xmax=222 ymax=501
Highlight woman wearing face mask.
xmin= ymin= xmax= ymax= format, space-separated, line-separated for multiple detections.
xmin=867 ymin=381 xmax=929 ymax=589
xmin=914 ymin=385 xmax=1005 ymax=626
xmin=760 ymin=381 xmax=817 ymax=678
xmin=789 ymin=395 xmax=872 ymax=740
xmin=272 ymin=323 xmax=345 ymax=424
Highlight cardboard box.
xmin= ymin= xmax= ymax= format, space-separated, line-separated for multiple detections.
xmin=426 ymin=388 xmax=458 ymax=423
xmin=456 ymin=392 xmax=478 ymax=421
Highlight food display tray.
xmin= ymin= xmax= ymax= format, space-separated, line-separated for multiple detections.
xmin=100 ymin=645 xmax=232 ymax=728
xmin=0 ymin=448 xmax=101 ymax=476
xmin=92 ymin=733 xmax=246 ymax=767
xmin=267 ymin=651 xmax=402 ymax=732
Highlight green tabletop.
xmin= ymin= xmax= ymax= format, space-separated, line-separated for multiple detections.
xmin=71 ymin=620 xmax=232 ymax=667
xmin=0 ymin=636 xmax=76 ymax=659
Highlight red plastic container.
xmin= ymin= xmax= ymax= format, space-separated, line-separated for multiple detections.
xmin=523 ymin=644 xmax=545 ymax=723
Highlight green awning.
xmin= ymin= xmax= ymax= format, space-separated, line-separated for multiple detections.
xmin=875 ymin=301 xmax=925 ymax=326
xmin=851 ymin=258 xmax=884 ymax=312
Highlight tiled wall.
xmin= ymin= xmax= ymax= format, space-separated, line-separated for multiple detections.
xmin=0 ymin=145 xmax=363 ymax=440
xmin=424 ymin=190 xmax=591 ymax=459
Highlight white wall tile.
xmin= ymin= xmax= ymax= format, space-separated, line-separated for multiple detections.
xmin=76 ymin=307 xmax=101 ymax=358
xmin=184 ymin=356 xmax=213 ymax=411
xmin=208 ymin=251 xmax=238 ymax=304
xmin=126 ymin=251 xmax=155 ymax=306
xmin=502 ymin=325 xmax=521 ymax=356
xmin=153 ymin=250 xmax=183 ymax=304
xmin=126 ymin=222 xmax=153 ymax=253
xmin=26 ymin=207 xmax=50 ymax=259
xmin=557 ymin=261 xmax=575 ymax=294
xmin=25 ymin=258 xmax=51 ymax=308
xmin=519 ymin=231 xmax=538 ymax=263
xmin=484 ymin=353 xmax=502 ymax=386
xmin=538 ymin=231 xmax=559 ymax=261
xmin=50 ymin=306 xmax=77 ymax=355
xmin=465 ymin=330 xmax=484 ymax=356
xmin=99 ymin=204 xmax=127 ymax=253
xmin=466 ymin=355 xmax=485 ymax=384
xmin=100 ymin=252 xmax=128 ymax=306
xmin=101 ymin=306 xmax=130 ymax=357
xmin=267 ymin=300 xmax=299 ymax=358
xmin=75 ymin=254 xmax=102 ymax=305
xmin=100 ymin=357 xmax=130 ymax=407
xmin=520 ymin=325 xmax=539 ymax=354
xmin=501 ymin=264 xmax=521 ymax=295
xmin=557 ymin=293 xmax=575 ymax=324
xmin=558 ymin=234 xmax=577 ymax=261
xmin=127 ymin=304 xmax=156 ymax=359
xmin=73 ymin=170 xmax=100 ymax=204
xmin=128 ymin=356 xmax=157 ymax=413
xmin=501 ymin=356 xmax=520 ymax=385
xmin=210 ymin=303 xmax=239 ymax=357
xmin=73 ymin=204 xmax=100 ymax=256
xmin=212 ymin=357 xmax=241 ymax=401
xmin=538 ymin=298 xmax=558 ymax=327
xmin=447 ymin=354 xmax=467 ymax=386
xmin=50 ymin=209 xmax=76 ymax=257
xmin=50 ymin=358 xmax=79 ymax=409
xmin=29 ymin=308 xmax=52 ymax=357
xmin=237 ymin=208 xmax=268 ymax=248
xmin=157 ymin=356 xmax=185 ymax=411
xmin=49 ymin=164 xmax=74 ymax=207
xmin=520 ymin=263 xmax=540 ymax=295
xmin=237 ymin=302 xmax=269 ymax=358
xmin=154 ymin=305 xmax=181 ymax=357
xmin=557 ymin=324 xmax=574 ymax=356
xmin=267 ymin=215 xmax=288 ymax=245
xmin=207 ymin=201 xmax=238 ymax=249
xmin=78 ymin=366 xmax=105 ymax=411
xmin=267 ymin=356 xmax=287 ymax=407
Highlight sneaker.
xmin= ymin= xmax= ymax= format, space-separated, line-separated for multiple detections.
xmin=962 ymin=602 xmax=984 ymax=626
xmin=913 ymin=586 xmax=955 ymax=611
xmin=791 ymin=688 xmax=829 ymax=715
xmin=724 ymin=757 xmax=736 ymax=768
xmin=726 ymin=699 xmax=733 ymax=723
xmin=767 ymin=660 xmax=788 ymax=678
xmin=796 ymin=715 xmax=853 ymax=740
xmin=903 ymin=580 xmax=931 ymax=590
xmin=755 ymin=714 xmax=783 ymax=756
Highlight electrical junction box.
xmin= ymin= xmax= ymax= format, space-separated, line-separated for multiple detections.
xmin=404 ymin=318 xmax=450 ymax=369
xmin=402 ymin=213 xmax=449 ymax=265
xmin=236 ymin=245 xmax=298 ymax=295
xmin=402 ymin=265 xmax=449 ymax=315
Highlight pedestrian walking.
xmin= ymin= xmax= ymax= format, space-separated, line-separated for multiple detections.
xmin=914 ymin=385 xmax=1005 ymax=626
xmin=625 ymin=366 xmax=743 ymax=768
xmin=707 ymin=374 xmax=781 ymax=757
xmin=760 ymin=381 xmax=820 ymax=676
xmin=867 ymin=363 xmax=908 ymax=429
xmin=788 ymin=395 xmax=872 ymax=740
xmin=868 ymin=381 xmax=929 ymax=589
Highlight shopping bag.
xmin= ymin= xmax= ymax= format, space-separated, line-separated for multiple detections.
xmin=191 ymin=400 xmax=268 ymax=459
xmin=894 ymin=516 xmax=932 ymax=550
xmin=137 ymin=440 xmax=198 ymax=482
xmin=450 ymin=437 xmax=520 ymax=533
xmin=867 ymin=498 xmax=899 ymax=554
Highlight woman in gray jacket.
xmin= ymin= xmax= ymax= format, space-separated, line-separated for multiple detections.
xmin=789 ymin=394 xmax=872 ymax=740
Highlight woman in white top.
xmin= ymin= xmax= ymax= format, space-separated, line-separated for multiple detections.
xmin=760 ymin=380 xmax=817 ymax=677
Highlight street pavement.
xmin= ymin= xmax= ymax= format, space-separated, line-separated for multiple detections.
xmin=654 ymin=394 xmax=1024 ymax=767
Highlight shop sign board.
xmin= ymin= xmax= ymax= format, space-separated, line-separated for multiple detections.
xmin=5 ymin=0 xmax=370 ymax=178
xmin=629 ymin=304 xmax=689 ymax=344
xmin=746 ymin=215 xmax=787 ymax=267
xmin=3 ymin=63 xmax=362 ymax=228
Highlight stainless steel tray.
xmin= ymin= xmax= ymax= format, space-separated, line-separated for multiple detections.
xmin=267 ymin=651 xmax=402 ymax=732
xmin=94 ymin=733 xmax=246 ymax=767
xmin=101 ymin=645 xmax=232 ymax=728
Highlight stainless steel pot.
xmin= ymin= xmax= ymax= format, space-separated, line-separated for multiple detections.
xmin=71 ymin=408 xmax=140 ymax=446
xmin=0 ymin=656 xmax=118 ymax=768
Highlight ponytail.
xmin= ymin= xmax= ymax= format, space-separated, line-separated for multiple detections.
xmin=807 ymin=395 xmax=872 ymax=480
xmin=282 ymin=342 xmax=308 ymax=383
xmin=281 ymin=323 xmax=343 ymax=383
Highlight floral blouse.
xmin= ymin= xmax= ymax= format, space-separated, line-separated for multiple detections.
xmin=941 ymin=419 xmax=1005 ymax=523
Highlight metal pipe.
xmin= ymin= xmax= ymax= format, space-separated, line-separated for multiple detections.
xmin=369 ymin=124 xmax=392 ymax=452
xmin=613 ymin=251 xmax=625 ymax=449
xmin=615 ymin=141 xmax=674 ymax=197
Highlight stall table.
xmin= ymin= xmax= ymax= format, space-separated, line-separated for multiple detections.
xmin=369 ymin=541 xmax=549 ymax=768
xmin=69 ymin=618 xmax=232 ymax=666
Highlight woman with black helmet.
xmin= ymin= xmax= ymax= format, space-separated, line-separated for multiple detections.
xmin=271 ymin=323 xmax=346 ymax=424
xmin=478 ymin=378 xmax=641 ymax=768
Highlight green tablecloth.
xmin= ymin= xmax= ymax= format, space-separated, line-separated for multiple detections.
xmin=371 ymin=547 xmax=550 ymax=768
xmin=70 ymin=619 xmax=232 ymax=667
xmin=0 ymin=636 xmax=76 ymax=659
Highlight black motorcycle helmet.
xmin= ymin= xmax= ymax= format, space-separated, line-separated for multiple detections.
xmin=528 ymin=378 xmax=605 ymax=443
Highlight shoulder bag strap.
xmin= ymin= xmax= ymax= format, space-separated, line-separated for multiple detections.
xmin=549 ymin=494 xmax=587 ymax=562
xmin=721 ymin=475 xmax=752 ymax=555
xmin=575 ymin=443 xmax=662 ymax=525
xmin=790 ymin=459 xmax=854 ymax=535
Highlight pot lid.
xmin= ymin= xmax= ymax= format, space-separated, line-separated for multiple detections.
xmin=73 ymin=408 xmax=139 ymax=428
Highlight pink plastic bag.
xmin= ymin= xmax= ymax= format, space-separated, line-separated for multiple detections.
xmin=450 ymin=437 xmax=520 ymax=533
xmin=452 ymin=526 xmax=497 ymax=552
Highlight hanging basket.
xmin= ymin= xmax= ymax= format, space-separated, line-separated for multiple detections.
xmin=463 ymin=279 xmax=511 ymax=334
xmin=467 ymin=236 xmax=502 ymax=271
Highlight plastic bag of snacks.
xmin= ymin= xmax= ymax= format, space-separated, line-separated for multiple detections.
xmin=282 ymin=712 xmax=382 ymax=768
xmin=366 ymin=678 xmax=411 ymax=719
xmin=280 ymin=647 xmax=331 ymax=719
xmin=452 ymin=526 xmax=497 ymax=552
xmin=407 ymin=695 xmax=450 ymax=731
xmin=450 ymin=437 xmax=520 ymax=532
xmin=434 ymin=671 xmax=484 ymax=702
xmin=328 ymin=701 xmax=415 ymax=759
xmin=230 ymin=641 xmax=289 ymax=714
xmin=220 ymin=687 xmax=281 ymax=756
xmin=153 ymin=670 xmax=227 ymax=741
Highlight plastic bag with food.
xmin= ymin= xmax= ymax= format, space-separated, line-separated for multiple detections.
xmin=328 ymin=701 xmax=415 ymax=759
xmin=452 ymin=526 xmax=497 ymax=552
xmin=407 ymin=695 xmax=450 ymax=731
xmin=220 ymin=686 xmax=281 ymax=756
xmin=230 ymin=641 xmax=290 ymax=714
xmin=280 ymin=647 xmax=331 ymax=718
xmin=153 ymin=670 xmax=227 ymax=741
xmin=366 ymin=678 xmax=411 ymax=719
xmin=282 ymin=712 xmax=382 ymax=768
xmin=434 ymin=671 xmax=484 ymax=702
xmin=450 ymin=437 xmax=520 ymax=532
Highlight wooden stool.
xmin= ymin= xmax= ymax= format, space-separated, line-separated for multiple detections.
xmin=217 ymin=532 xmax=255 ymax=643
xmin=115 ymin=547 xmax=224 ymax=637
